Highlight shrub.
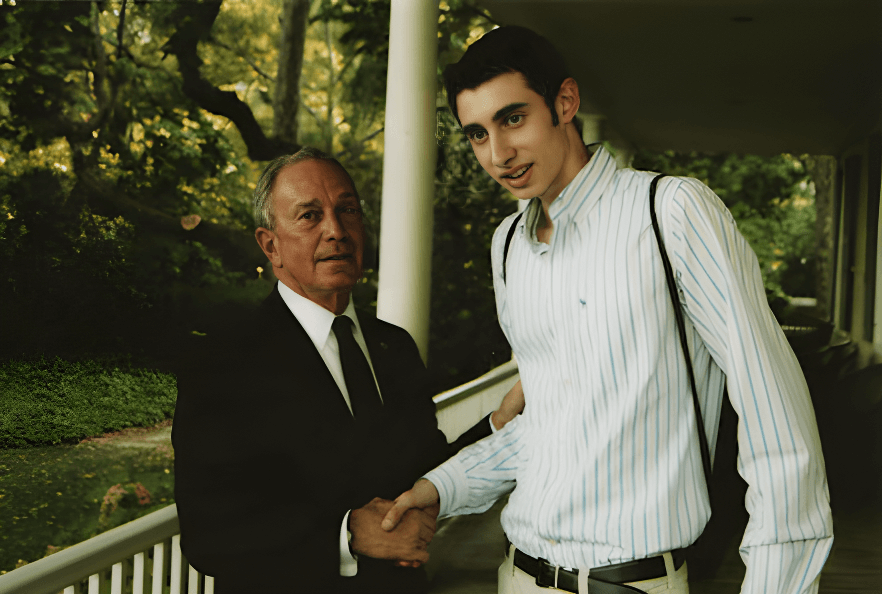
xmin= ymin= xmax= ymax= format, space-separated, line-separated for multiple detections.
xmin=0 ymin=358 xmax=176 ymax=448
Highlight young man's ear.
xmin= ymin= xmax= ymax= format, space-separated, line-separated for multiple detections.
xmin=255 ymin=228 xmax=282 ymax=268
xmin=555 ymin=77 xmax=581 ymax=126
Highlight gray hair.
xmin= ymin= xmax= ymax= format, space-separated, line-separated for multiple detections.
xmin=253 ymin=146 xmax=358 ymax=230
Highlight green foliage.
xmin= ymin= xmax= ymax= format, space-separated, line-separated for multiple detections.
xmin=0 ymin=1 xmax=267 ymax=360
xmin=428 ymin=110 xmax=514 ymax=391
xmin=0 ymin=358 xmax=176 ymax=448
xmin=315 ymin=1 xmax=505 ymax=390
xmin=0 ymin=430 xmax=175 ymax=573
xmin=730 ymin=199 xmax=817 ymax=297
xmin=633 ymin=150 xmax=817 ymax=298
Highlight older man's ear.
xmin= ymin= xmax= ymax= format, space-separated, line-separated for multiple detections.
xmin=255 ymin=228 xmax=282 ymax=268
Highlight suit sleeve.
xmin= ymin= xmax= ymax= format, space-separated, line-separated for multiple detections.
xmin=357 ymin=320 xmax=493 ymax=496
xmin=659 ymin=177 xmax=833 ymax=594
xmin=447 ymin=413 xmax=493 ymax=452
xmin=360 ymin=323 xmax=458 ymax=491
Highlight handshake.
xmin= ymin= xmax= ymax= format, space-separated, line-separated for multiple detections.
xmin=349 ymin=382 xmax=523 ymax=567
xmin=349 ymin=479 xmax=443 ymax=567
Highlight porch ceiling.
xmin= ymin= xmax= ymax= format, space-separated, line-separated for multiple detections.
xmin=476 ymin=0 xmax=882 ymax=156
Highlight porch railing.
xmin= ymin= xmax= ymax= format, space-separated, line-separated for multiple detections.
xmin=0 ymin=504 xmax=210 ymax=594
xmin=0 ymin=360 xmax=519 ymax=594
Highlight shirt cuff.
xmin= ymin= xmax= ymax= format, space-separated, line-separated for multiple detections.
xmin=423 ymin=458 xmax=471 ymax=518
xmin=339 ymin=510 xmax=358 ymax=577
xmin=489 ymin=413 xmax=499 ymax=433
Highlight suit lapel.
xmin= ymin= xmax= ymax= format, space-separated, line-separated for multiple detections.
xmin=260 ymin=287 xmax=355 ymax=424
xmin=358 ymin=314 xmax=396 ymax=405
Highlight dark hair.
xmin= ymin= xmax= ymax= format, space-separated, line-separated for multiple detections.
xmin=443 ymin=26 xmax=576 ymax=131
xmin=253 ymin=147 xmax=357 ymax=230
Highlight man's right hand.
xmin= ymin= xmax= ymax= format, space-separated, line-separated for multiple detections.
xmin=349 ymin=497 xmax=436 ymax=565
xmin=381 ymin=479 xmax=441 ymax=533
xmin=491 ymin=380 xmax=525 ymax=430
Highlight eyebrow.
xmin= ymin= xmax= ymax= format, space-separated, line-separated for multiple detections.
xmin=292 ymin=193 xmax=358 ymax=211
xmin=336 ymin=192 xmax=359 ymax=204
xmin=461 ymin=102 xmax=529 ymax=137
xmin=292 ymin=198 xmax=322 ymax=211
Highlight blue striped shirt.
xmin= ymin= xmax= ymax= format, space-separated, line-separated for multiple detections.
xmin=424 ymin=146 xmax=833 ymax=593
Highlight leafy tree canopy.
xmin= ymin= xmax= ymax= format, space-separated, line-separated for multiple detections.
xmin=0 ymin=0 xmax=818 ymax=388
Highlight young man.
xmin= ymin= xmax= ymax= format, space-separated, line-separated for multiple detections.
xmin=382 ymin=26 xmax=833 ymax=594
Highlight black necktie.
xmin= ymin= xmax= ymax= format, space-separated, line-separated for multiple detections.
xmin=332 ymin=315 xmax=382 ymax=419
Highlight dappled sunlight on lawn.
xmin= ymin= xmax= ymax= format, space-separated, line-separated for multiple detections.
xmin=0 ymin=421 xmax=175 ymax=574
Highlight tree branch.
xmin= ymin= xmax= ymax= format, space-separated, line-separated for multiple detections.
xmin=335 ymin=126 xmax=384 ymax=158
xmin=76 ymin=169 xmax=265 ymax=273
xmin=301 ymin=100 xmax=324 ymax=127
xmin=163 ymin=1 xmax=299 ymax=161
xmin=115 ymin=0 xmax=128 ymax=61
xmin=210 ymin=37 xmax=276 ymax=82
xmin=468 ymin=6 xmax=500 ymax=26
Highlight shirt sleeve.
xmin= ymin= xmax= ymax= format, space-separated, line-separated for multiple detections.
xmin=659 ymin=177 xmax=834 ymax=594
xmin=421 ymin=213 xmax=525 ymax=517
xmin=423 ymin=415 xmax=524 ymax=517
xmin=339 ymin=510 xmax=357 ymax=577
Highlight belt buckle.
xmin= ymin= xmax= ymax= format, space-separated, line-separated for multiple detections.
xmin=535 ymin=558 xmax=560 ymax=589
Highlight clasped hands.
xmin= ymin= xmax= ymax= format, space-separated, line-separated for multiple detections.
xmin=352 ymin=382 xmax=523 ymax=567
xmin=349 ymin=483 xmax=440 ymax=567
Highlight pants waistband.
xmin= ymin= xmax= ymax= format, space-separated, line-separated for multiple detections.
xmin=507 ymin=540 xmax=685 ymax=591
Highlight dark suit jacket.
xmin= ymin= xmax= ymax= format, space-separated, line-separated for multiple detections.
xmin=172 ymin=286 xmax=491 ymax=594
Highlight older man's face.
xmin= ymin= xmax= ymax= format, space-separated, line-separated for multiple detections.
xmin=261 ymin=159 xmax=365 ymax=312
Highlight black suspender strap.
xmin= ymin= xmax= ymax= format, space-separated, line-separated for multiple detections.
xmin=502 ymin=211 xmax=525 ymax=284
xmin=500 ymin=177 xmax=713 ymax=493
xmin=648 ymin=173 xmax=714 ymax=489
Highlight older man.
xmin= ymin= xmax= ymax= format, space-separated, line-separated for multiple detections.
xmin=173 ymin=147 xmax=522 ymax=594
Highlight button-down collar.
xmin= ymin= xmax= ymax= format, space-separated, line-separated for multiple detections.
xmin=519 ymin=144 xmax=618 ymax=252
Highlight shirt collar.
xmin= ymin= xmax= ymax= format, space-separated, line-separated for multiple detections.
xmin=277 ymin=281 xmax=361 ymax=350
xmin=516 ymin=144 xmax=618 ymax=245
xmin=548 ymin=143 xmax=618 ymax=225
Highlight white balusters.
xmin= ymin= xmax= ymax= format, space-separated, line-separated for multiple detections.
xmin=50 ymin=537 xmax=215 ymax=594
xmin=132 ymin=551 xmax=147 ymax=594
xmin=151 ymin=541 xmax=166 ymax=594
xmin=169 ymin=535 xmax=184 ymax=594
xmin=111 ymin=561 xmax=126 ymax=594
xmin=87 ymin=572 xmax=101 ymax=594
xmin=187 ymin=566 xmax=201 ymax=594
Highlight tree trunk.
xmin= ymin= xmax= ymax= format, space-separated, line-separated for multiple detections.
xmin=324 ymin=16 xmax=335 ymax=154
xmin=166 ymin=0 xmax=299 ymax=161
xmin=273 ymin=0 xmax=310 ymax=147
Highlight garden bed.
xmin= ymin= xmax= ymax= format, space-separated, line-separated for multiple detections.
xmin=0 ymin=421 xmax=175 ymax=574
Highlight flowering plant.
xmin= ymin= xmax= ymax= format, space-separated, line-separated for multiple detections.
xmin=98 ymin=482 xmax=152 ymax=529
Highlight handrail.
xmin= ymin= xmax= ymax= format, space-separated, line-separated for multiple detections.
xmin=0 ymin=505 xmax=180 ymax=594
xmin=434 ymin=359 xmax=518 ymax=410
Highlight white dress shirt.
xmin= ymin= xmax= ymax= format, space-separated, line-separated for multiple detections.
xmin=276 ymin=282 xmax=381 ymax=576
xmin=424 ymin=146 xmax=833 ymax=593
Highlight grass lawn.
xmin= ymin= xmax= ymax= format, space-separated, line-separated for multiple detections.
xmin=0 ymin=420 xmax=175 ymax=574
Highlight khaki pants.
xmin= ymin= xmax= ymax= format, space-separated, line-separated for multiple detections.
xmin=497 ymin=546 xmax=689 ymax=594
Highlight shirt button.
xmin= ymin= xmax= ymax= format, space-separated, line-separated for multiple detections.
xmin=547 ymin=538 xmax=557 ymax=545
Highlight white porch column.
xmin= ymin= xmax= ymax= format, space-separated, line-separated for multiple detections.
xmin=377 ymin=0 xmax=438 ymax=362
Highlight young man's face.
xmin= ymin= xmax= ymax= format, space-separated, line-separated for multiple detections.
xmin=456 ymin=72 xmax=573 ymax=202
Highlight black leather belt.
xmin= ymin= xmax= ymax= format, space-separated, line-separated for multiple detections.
xmin=510 ymin=545 xmax=686 ymax=593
